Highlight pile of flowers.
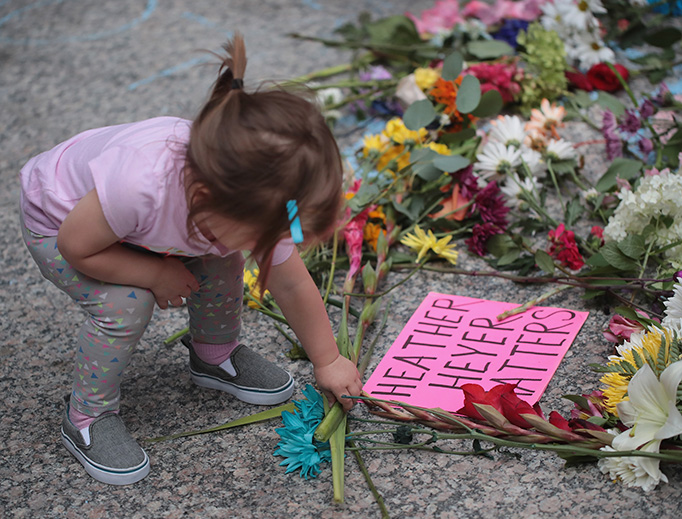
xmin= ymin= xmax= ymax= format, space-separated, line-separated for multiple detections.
xmin=163 ymin=0 xmax=682 ymax=508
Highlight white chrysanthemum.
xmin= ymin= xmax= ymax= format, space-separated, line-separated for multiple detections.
xmin=563 ymin=0 xmax=605 ymax=30
xmin=475 ymin=141 xmax=522 ymax=179
xmin=500 ymin=172 xmax=539 ymax=207
xmin=546 ymin=138 xmax=576 ymax=161
xmin=604 ymin=170 xmax=682 ymax=269
xmin=582 ymin=187 xmax=600 ymax=203
xmin=598 ymin=442 xmax=668 ymax=492
xmin=662 ymin=283 xmax=682 ymax=331
xmin=488 ymin=115 xmax=527 ymax=148
xmin=573 ymin=31 xmax=616 ymax=69
xmin=540 ymin=2 xmax=572 ymax=32
xmin=520 ymin=147 xmax=545 ymax=176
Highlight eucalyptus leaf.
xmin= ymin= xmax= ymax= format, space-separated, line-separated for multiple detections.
xmin=442 ymin=51 xmax=464 ymax=81
xmin=497 ymin=249 xmax=520 ymax=266
xmin=466 ymin=39 xmax=514 ymax=59
xmin=456 ymin=75 xmax=481 ymax=114
xmin=432 ymin=154 xmax=470 ymax=173
xmin=403 ymin=99 xmax=437 ymax=131
xmin=471 ymin=89 xmax=503 ymax=118
xmin=486 ymin=233 xmax=514 ymax=258
xmin=439 ymin=128 xmax=476 ymax=145
xmin=410 ymin=148 xmax=442 ymax=181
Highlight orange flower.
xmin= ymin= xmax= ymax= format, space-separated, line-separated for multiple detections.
xmin=363 ymin=222 xmax=386 ymax=251
xmin=431 ymin=183 xmax=469 ymax=221
xmin=429 ymin=76 xmax=463 ymax=115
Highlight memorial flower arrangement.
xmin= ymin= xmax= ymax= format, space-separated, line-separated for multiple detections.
xmin=158 ymin=0 xmax=682 ymax=510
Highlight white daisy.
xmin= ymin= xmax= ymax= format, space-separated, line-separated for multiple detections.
xmin=520 ymin=147 xmax=545 ymax=176
xmin=662 ymin=283 xmax=682 ymax=331
xmin=475 ymin=141 xmax=522 ymax=179
xmin=500 ymin=172 xmax=539 ymax=207
xmin=563 ymin=0 xmax=605 ymax=30
xmin=573 ymin=31 xmax=615 ymax=69
xmin=540 ymin=2 xmax=572 ymax=33
xmin=488 ymin=115 xmax=527 ymax=148
xmin=545 ymin=139 xmax=577 ymax=161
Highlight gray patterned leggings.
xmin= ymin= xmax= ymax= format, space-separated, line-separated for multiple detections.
xmin=22 ymin=224 xmax=244 ymax=418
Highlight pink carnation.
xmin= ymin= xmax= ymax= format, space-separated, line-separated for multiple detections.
xmin=406 ymin=0 xmax=463 ymax=36
xmin=464 ymin=61 xmax=522 ymax=104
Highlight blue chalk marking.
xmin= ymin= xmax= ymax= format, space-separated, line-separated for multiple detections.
xmin=181 ymin=11 xmax=232 ymax=36
xmin=0 ymin=0 xmax=157 ymax=45
xmin=300 ymin=0 xmax=322 ymax=10
xmin=128 ymin=55 xmax=211 ymax=91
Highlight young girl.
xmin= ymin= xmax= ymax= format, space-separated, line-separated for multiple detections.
xmin=20 ymin=34 xmax=362 ymax=486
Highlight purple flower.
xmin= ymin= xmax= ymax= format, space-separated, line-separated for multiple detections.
xmin=492 ymin=19 xmax=529 ymax=49
xmin=472 ymin=182 xmax=510 ymax=228
xmin=602 ymin=109 xmax=623 ymax=160
xmin=638 ymin=137 xmax=654 ymax=155
xmin=466 ymin=222 xmax=502 ymax=256
xmin=652 ymin=83 xmax=671 ymax=106
xmin=619 ymin=109 xmax=641 ymax=134
xmin=639 ymin=99 xmax=656 ymax=119
xmin=360 ymin=65 xmax=393 ymax=81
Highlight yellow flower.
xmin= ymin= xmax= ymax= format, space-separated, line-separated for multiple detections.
xmin=383 ymin=117 xmax=428 ymax=145
xmin=400 ymin=225 xmax=458 ymax=264
xmin=243 ymin=268 xmax=269 ymax=308
xmin=414 ymin=67 xmax=440 ymax=91
xmin=362 ymin=133 xmax=387 ymax=158
xmin=600 ymin=328 xmax=679 ymax=415
xmin=426 ymin=142 xmax=450 ymax=155
xmin=377 ymin=144 xmax=411 ymax=175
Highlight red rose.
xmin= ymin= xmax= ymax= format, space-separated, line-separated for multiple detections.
xmin=586 ymin=63 xmax=629 ymax=92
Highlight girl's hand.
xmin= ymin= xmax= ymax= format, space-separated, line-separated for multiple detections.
xmin=149 ymin=257 xmax=200 ymax=309
xmin=313 ymin=355 xmax=363 ymax=412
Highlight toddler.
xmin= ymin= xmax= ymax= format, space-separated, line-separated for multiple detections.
xmin=20 ymin=34 xmax=362 ymax=485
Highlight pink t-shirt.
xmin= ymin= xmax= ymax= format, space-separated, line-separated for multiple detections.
xmin=20 ymin=116 xmax=294 ymax=264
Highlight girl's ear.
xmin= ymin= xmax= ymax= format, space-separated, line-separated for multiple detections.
xmin=189 ymin=182 xmax=212 ymax=205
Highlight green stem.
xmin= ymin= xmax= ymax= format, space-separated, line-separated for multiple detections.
xmin=348 ymin=441 xmax=390 ymax=519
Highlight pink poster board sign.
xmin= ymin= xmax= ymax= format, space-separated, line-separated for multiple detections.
xmin=363 ymin=292 xmax=589 ymax=412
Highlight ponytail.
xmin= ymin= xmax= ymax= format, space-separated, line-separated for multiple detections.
xmin=200 ymin=32 xmax=248 ymax=117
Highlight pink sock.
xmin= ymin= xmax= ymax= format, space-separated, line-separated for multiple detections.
xmin=192 ymin=339 xmax=239 ymax=365
xmin=69 ymin=406 xmax=97 ymax=430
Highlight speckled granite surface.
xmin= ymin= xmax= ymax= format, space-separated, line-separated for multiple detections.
xmin=1 ymin=1 xmax=682 ymax=518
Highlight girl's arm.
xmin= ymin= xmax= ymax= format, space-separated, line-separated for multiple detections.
xmin=264 ymin=251 xmax=362 ymax=411
xmin=57 ymin=189 xmax=199 ymax=308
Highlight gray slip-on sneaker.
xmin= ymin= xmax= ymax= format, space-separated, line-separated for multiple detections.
xmin=181 ymin=335 xmax=294 ymax=405
xmin=61 ymin=398 xmax=150 ymax=485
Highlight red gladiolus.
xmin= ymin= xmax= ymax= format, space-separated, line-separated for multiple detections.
xmin=565 ymin=70 xmax=593 ymax=92
xmin=547 ymin=224 xmax=584 ymax=270
xmin=548 ymin=410 xmax=572 ymax=432
xmin=603 ymin=311 xmax=653 ymax=344
xmin=586 ymin=63 xmax=629 ymax=93
xmin=457 ymin=383 xmax=517 ymax=421
xmin=499 ymin=390 xmax=543 ymax=429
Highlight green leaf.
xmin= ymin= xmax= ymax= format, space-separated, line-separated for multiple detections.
xmin=146 ymin=402 xmax=296 ymax=442
xmin=466 ymin=39 xmax=514 ymax=59
xmin=601 ymin=242 xmax=639 ymax=271
xmin=439 ymin=128 xmax=476 ymax=145
xmin=644 ymin=27 xmax=682 ymax=48
xmin=564 ymin=198 xmax=583 ymax=227
xmin=410 ymin=148 xmax=442 ymax=181
xmin=595 ymin=157 xmax=643 ymax=192
xmin=562 ymin=394 xmax=590 ymax=410
xmin=534 ymin=250 xmax=555 ymax=275
xmin=403 ymin=99 xmax=437 ymax=131
xmin=456 ymin=75 xmax=481 ymax=114
xmin=365 ymin=14 xmax=422 ymax=47
xmin=596 ymin=91 xmax=625 ymax=118
xmin=441 ymin=51 xmax=464 ymax=81
xmin=486 ymin=233 xmax=514 ymax=258
xmin=585 ymin=251 xmax=609 ymax=267
xmin=497 ymin=249 xmax=520 ymax=266
xmin=471 ymin=89 xmax=504 ymax=118
xmin=432 ymin=154 xmax=470 ymax=173
xmin=617 ymin=234 xmax=645 ymax=260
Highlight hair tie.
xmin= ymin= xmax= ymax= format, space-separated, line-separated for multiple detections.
xmin=231 ymin=78 xmax=244 ymax=90
xmin=286 ymin=200 xmax=304 ymax=244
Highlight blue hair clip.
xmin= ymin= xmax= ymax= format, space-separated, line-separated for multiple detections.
xmin=286 ymin=200 xmax=304 ymax=244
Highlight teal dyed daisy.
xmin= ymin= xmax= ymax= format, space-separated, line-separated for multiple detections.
xmin=274 ymin=384 xmax=331 ymax=479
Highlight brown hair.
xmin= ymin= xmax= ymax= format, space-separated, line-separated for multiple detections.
xmin=185 ymin=33 xmax=343 ymax=286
